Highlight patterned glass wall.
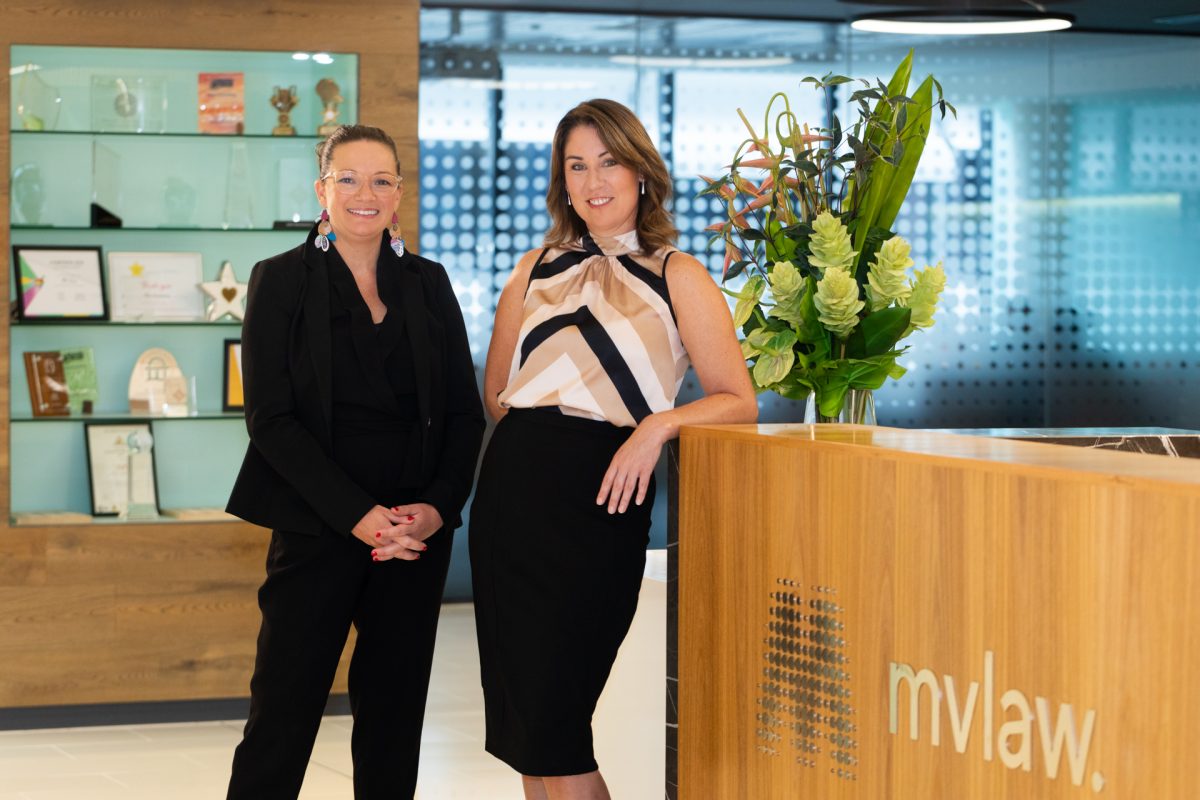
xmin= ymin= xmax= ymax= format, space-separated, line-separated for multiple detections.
xmin=419 ymin=11 xmax=1200 ymax=594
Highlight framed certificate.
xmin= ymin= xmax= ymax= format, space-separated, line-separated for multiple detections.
xmin=223 ymin=339 xmax=244 ymax=412
xmin=107 ymin=251 xmax=206 ymax=321
xmin=12 ymin=245 xmax=108 ymax=320
xmin=84 ymin=422 xmax=159 ymax=517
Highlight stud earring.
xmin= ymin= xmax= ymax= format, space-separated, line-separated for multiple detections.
xmin=389 ymin=212 xmax=406 ymax=257
xmin=315 ymin=208 xmax=335 ymax=252
xmin=640 ymin=179 xmax=645 ymax=196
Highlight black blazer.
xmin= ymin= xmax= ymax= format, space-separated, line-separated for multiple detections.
xmin=226 ymin=229 xmax=485 ymax=537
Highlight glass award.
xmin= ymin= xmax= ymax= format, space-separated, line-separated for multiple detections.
xmin=121 ymin=429 xmax=159 ymax=521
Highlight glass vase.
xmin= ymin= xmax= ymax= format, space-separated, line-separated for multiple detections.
xmin=804 ymin=389 xmax=877 ymax=424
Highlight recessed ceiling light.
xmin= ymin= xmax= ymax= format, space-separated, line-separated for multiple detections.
xmin=312 ymin=53 xmax=334 ymax=65
xmin=291 ymin=52 xmax=311 ymax=61
xmin=852 ymin=11 xmax=1073 ymax=36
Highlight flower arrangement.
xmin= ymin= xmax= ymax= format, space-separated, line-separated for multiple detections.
xmin=702 ymin=51 xmax=953 ymax=421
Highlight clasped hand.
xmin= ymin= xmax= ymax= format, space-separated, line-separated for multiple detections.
xmin=351 ymin=503 xmax=443 ymax=561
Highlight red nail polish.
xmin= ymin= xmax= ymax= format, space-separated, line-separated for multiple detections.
xmin=421 ymin=544 xmax=428 ymax=551
xmin=375 ymin=532 xmax=382 ymax=539
xmin=371 ymin=551 xmax=378 ymax=557
xmin=407 ymin=515 xmax=414 ymax=522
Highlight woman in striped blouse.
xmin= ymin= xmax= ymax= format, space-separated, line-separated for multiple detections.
xmin=471 ymin=98 xmax=757 ymax=800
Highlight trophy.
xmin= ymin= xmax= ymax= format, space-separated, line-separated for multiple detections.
xmin=271 ymin=85 xmax=298 ymax=135
xmin=316 ymin=78 xmax=343 ymax=136
xmin=15 ymin=63 xmax=62 ymax=131
xmin=121 ymin=429 xmax=159 ymax=521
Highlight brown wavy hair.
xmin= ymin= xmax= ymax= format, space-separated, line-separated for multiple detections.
xmin=544 ymin=99 xmax=677 ymax=253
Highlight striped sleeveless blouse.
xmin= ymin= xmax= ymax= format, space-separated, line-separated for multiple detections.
xmin=498 ymin=231 xmax=690 ymax=429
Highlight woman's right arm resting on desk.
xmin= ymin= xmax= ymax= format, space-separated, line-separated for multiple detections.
xmin=240 ymin=259 xmax=418 ymax=554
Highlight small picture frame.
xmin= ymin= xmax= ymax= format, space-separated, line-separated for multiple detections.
xmin=84 ymin=422 xmax=159 ymax=517
xmin=12 ymin=245 xmax=108 ymax=320
xmin=223 ymin=339 xmax=244 ymax=412
xmin=107 ymin=251 xmax=206 ymax=321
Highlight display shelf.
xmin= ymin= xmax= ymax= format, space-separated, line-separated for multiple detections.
xmin=13 ymin=225 xmax=307 ymax=232
xmin=11 ymin=411 xmax=244 ymax=423
xmin=11 ymin=133 xmax=326 ymax=229
xmin=10 ymin=45 xmax=357 ymax=137
xmin=6 ymin=42 xmax=351 ymax=521
xmin=10 ymin=514 xmax=239 ymax=528
xmin=12 ymin=319 xmax=243 ymax=326
xmin=11 ymin=130 xmax=328 ymax=140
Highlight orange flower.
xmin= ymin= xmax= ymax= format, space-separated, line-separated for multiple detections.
xmin=734 ymin=175 xmax=760 ymax=196
xmin=744 ymin=194 xmax=773 ymax=212
xmin=724 ymin=242 xmax=742 ymax=271
xmin=737 ymin=156 xmax=781 ymax=170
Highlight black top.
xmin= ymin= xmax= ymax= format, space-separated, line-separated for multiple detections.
xmin=326 ymin=246 xmax=423 ymax=499
xmin=225 ymin=226 xmax=486 ymax=537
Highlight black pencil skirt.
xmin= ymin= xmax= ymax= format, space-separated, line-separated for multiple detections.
xmin=469 ymin=407 xmax=654 ymax=777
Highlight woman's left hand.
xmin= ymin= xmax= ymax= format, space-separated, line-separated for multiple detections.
xmin=596 ymin=414 xmax=673 ymax=514
xmin=372 ymin=503 xmax=444 ymax=561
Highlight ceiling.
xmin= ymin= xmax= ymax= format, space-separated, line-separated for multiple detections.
xmin=421 ymin=0 xmax=1200 ymax=36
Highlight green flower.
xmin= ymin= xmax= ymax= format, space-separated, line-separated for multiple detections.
xmin=904 ymin=261 xmax=947 ymax=331
xmin=808 ymin=211 xmax=856 ymax=272
xmin=743 ymin=328 xmax=798 ymax=388
xmin=866 ymin=235 xmax=914 ymax=311
xmin=767 ymin=261 xmax=805 ymax=324
xmin=730 ymin=275 xmax=765 ymax=328
xmin=813 ymin=266 xmax=864 ymax=339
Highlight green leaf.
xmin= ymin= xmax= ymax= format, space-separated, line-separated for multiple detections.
xmin=697 ymin=176 xmax=730 ymax=198
xmin=844 ymin=306 xmax=912 ymax=358
xmin=816 ymin=376 xmax=850 ymax=418
xmin=875 ymin=74 xmax=935 ymax=232
xmin=724 ymin=259 xmax=751 ymax=282
xmin=794 ymin=276 xmax=826 ymax=344
xmin=846 ymin=51 xmax=915 ymax=241
xmin=752 ymin=330 xmax=798 ymax=386
xmin=772 ymin=370 xmax=813 ymax=401
xmin=732 ymin=275 xmax=766 ymax=327
xmin=853 ymin=225 xmax=894 ymax=285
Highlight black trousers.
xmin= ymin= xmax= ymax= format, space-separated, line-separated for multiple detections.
xmin=227 ymin=525 xmax=452 ymax=800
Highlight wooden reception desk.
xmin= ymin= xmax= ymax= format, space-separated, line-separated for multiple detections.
xmin=677 ymin=425 xmax=1200 ymax=799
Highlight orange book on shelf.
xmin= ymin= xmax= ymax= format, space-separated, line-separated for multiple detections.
xmin=198 ymin=72 xmax=245 ymax=134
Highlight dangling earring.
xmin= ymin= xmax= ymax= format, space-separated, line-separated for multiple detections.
xmin=640 ymin=179 xmax=645 ymax=196
xmin=389 ymin=212 xmax=406 ymax=257
xmin=315 ymin=208 xmax=335 ymax=252
xmin=566 ymin=193 xmax=572 ymax=207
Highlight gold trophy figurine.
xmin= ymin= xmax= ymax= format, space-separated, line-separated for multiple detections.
xmin=270 ymin=85 xmax=298 ymax=135
xmin=316 ymin=78 xmax=343 ymax=137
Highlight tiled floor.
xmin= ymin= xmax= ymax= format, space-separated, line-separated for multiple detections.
xmin=0 ymin=577 xmax=666 ymax=799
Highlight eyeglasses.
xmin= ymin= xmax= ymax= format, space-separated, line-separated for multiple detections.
xmin=321 ymin=170 xmax=403 ymax=195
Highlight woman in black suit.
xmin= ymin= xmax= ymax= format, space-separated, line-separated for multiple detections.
xmin=225 ymin=124 xmax=484 ymax=800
